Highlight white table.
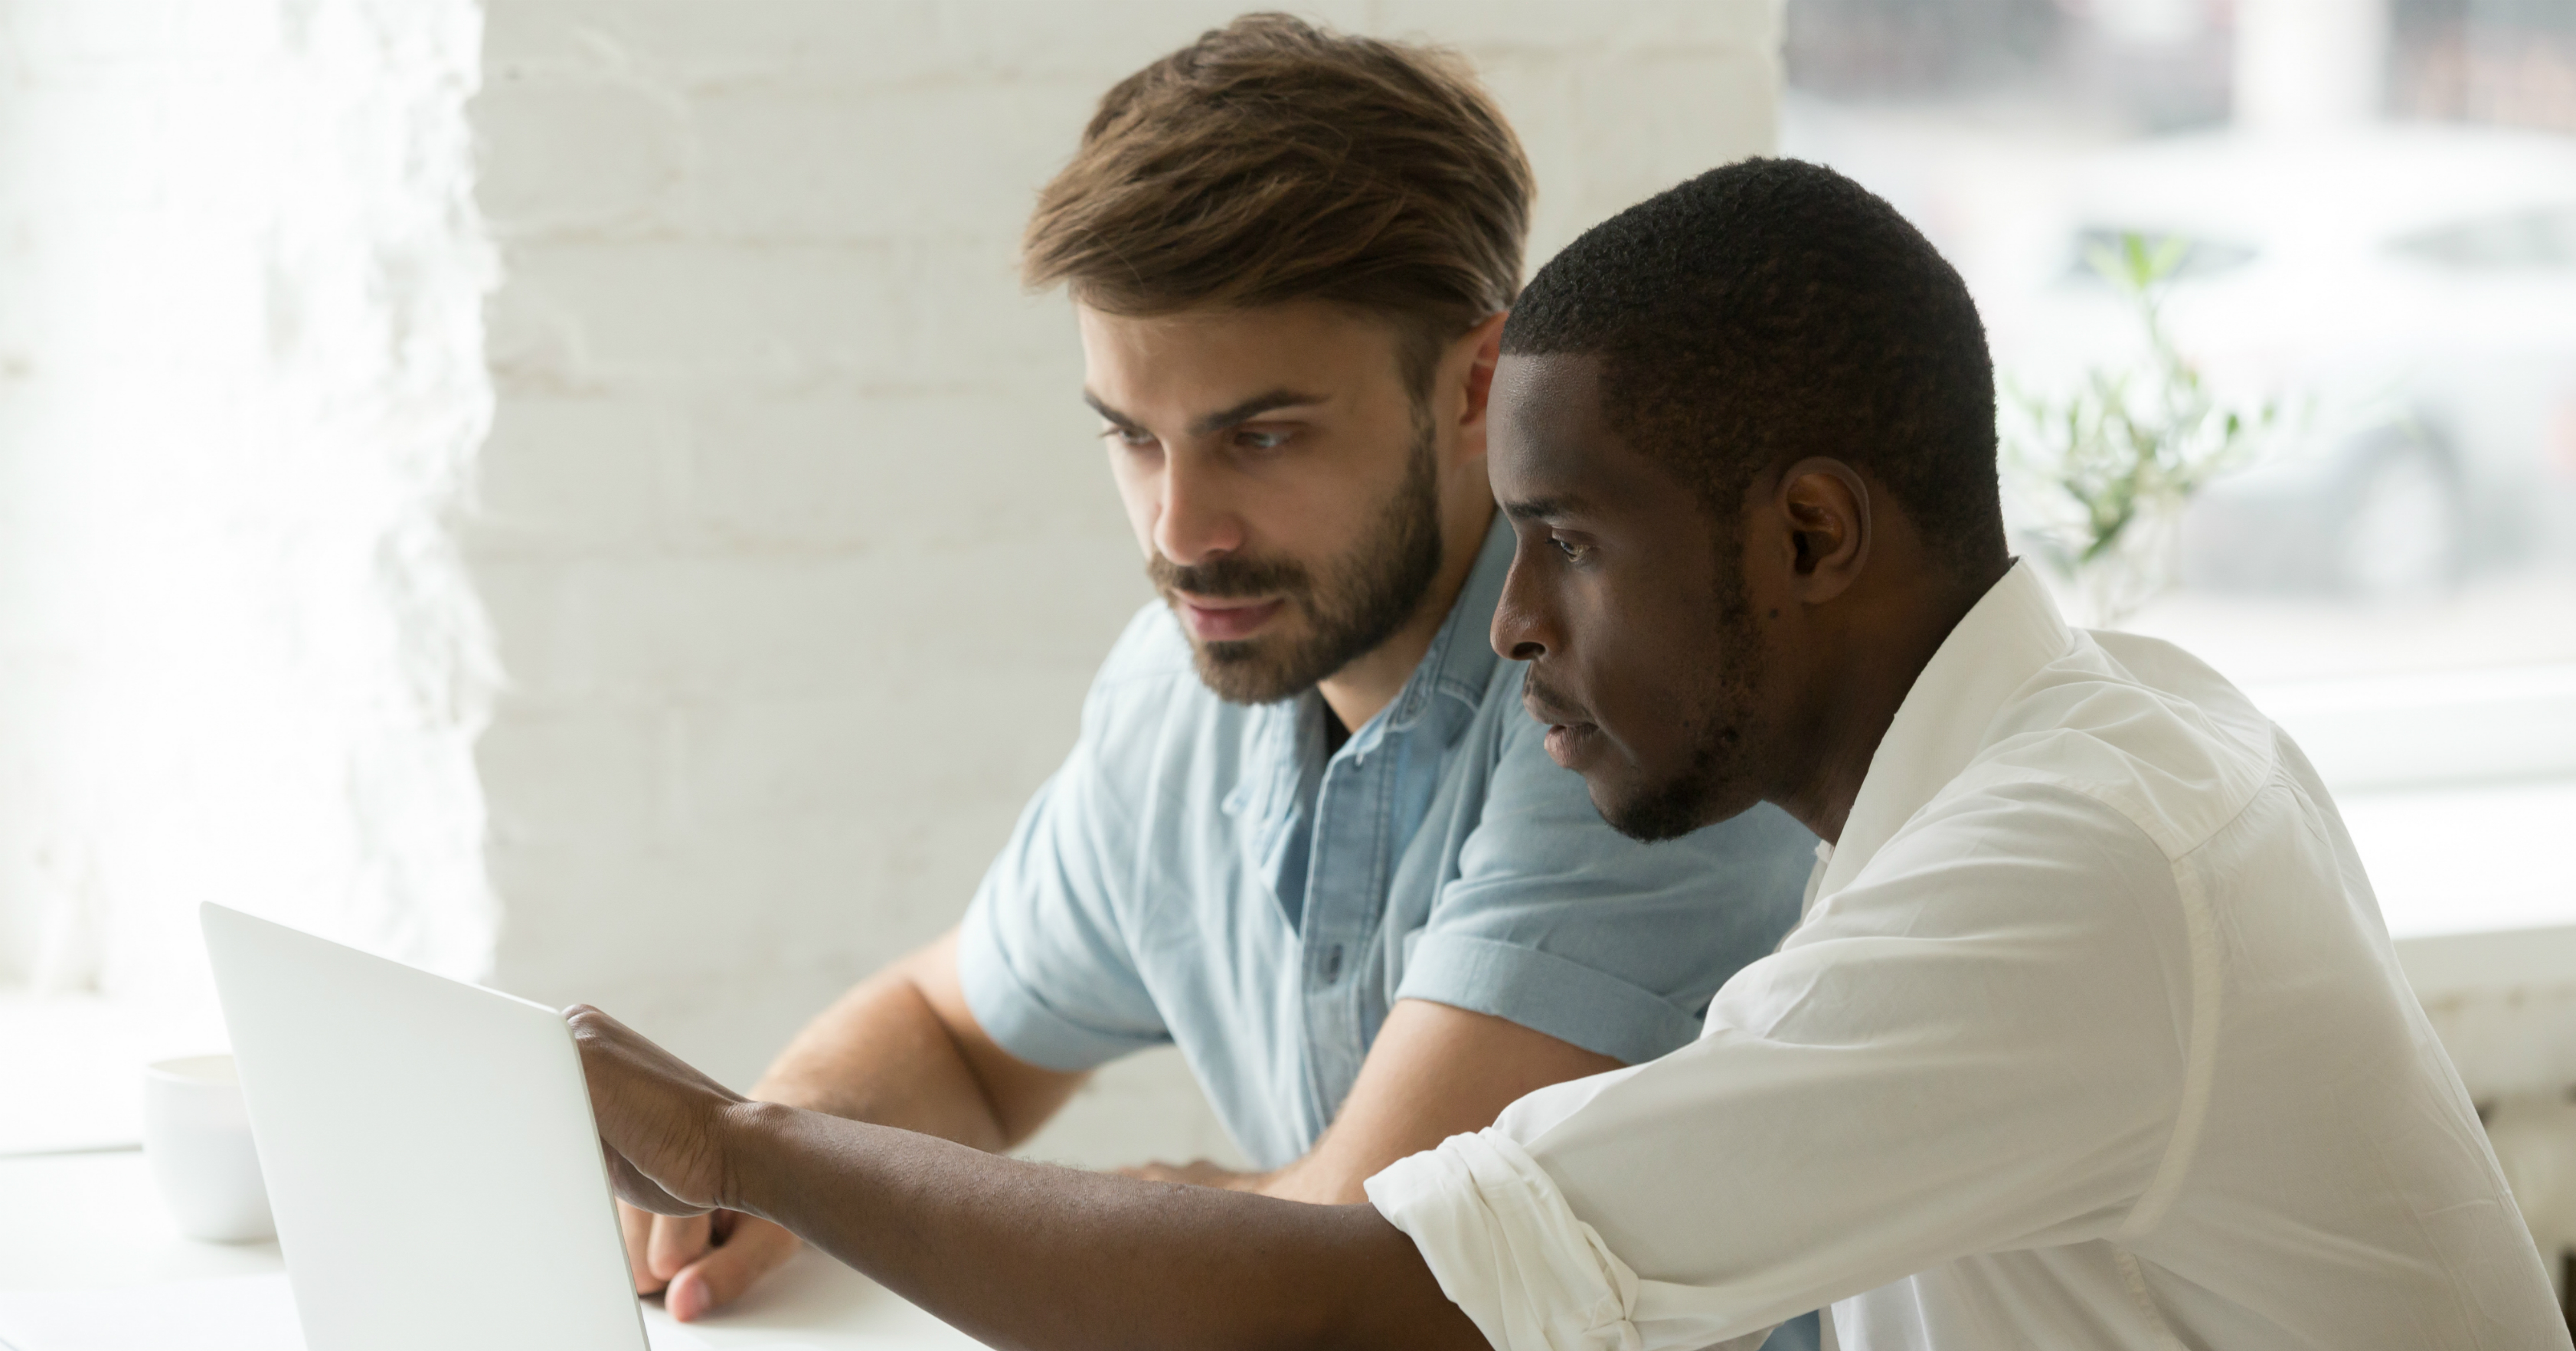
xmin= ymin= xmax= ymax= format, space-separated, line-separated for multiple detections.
xmin=0 ymin=1149 xmax=981 ymax=1349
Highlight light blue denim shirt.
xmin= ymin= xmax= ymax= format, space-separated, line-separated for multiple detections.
xmin=959 ymin=518 xmax=1816 ymax=1169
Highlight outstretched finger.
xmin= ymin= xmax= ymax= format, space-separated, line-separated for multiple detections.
xmin=666 ymin=1215 xmax=804 ymax=1323
xmin=647 ymin=1210 xmax=713 ymax=1284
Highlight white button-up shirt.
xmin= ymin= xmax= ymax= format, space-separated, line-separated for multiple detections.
xmin=1368 ymin=563 xmax=2564 ymax=1351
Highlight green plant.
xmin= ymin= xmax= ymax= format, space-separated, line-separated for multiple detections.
xmin=2002 ymin=233 xmax=2277 ymax=625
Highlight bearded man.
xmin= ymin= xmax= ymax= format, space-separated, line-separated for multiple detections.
xmin=616 ymin=15 xmax=1816 ymax=1335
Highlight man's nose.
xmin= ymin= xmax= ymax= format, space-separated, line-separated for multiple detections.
xmin=1491 ymin=552 xmax=1553 ymax=661
xmin=1154 ymin=452 xmax=1244 ymax=567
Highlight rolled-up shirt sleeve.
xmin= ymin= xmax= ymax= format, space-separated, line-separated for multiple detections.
xmin=955 ymin=649 xmax=1172 ymax=1071
xmin=1369 ymin=783 xmax=2192 ymax=1350
xmin=956 ymin=761 xmax=1169 ymax=1070
xmin=1365 ymin=1125 xmax=1745 ymax=1351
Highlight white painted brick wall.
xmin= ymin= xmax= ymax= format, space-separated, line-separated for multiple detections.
xmin=468 ymin=0 xmax=1781 ymax=1169
xmin=0 ymin=0 xmax=494 ymax=1038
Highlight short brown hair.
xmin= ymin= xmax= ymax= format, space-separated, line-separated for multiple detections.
xmin=1022 ymin=12 xmax=1534 ymax=396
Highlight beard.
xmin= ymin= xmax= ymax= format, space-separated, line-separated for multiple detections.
xmin=1591 ymin=551 xmax=1766 ymax=843
xmin=1149 ymin=420 xmax=1445 ymax=707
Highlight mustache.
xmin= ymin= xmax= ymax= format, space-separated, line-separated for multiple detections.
xmin=1148 ymin=552 xmax=1313 ymax=600
xmin=1520 ymin=668 xmax=1590 ymax=725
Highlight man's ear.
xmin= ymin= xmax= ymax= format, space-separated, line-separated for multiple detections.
xmin=1449 ymin=311 xmax=1509 ymax=464
xmin=1773 ymin=457 xmax=1872 ymax=604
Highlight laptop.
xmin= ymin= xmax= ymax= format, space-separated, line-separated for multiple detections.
xmin=201 ymin=903 xmax=663 ymax=1351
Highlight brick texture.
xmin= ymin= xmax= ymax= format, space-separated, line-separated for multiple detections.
xmin=0 ymin=0 xmax=495 ymax=1029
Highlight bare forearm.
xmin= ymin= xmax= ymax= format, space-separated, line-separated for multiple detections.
xmin=752 ymin=970 xmax=1014 ymax=1150
xmin=750 ymin=932 xmax=1080 ymax=1153
xmin=722 ymin=1104 xmax=1482 ymax=1351
xmin=1136 ymin=1001 xmax=1623 ymax=1209
xmin=1250 ymin=1157 xmax=1349 ymax=1204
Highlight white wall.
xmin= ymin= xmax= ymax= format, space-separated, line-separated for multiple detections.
xmin=0 ymin=0 xmax=1780 ymax=1165
xmin=0 ymin=0 xmax=494 ymax=1032
xmin=467 ymin=0 xmax=1783 ymax=1166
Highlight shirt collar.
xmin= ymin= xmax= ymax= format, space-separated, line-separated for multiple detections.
xmin=1815 ymin=560 xmax=2074 ymax=898
xmin=1241 ymin=511 xmax=1515 ymax=821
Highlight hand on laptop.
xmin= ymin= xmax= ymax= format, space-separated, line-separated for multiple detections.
xmin=616 ymin=1203 xmax=801 ymax=1322
xmin=567 ymin=1005 xmax=745 ymax=1219
xmin=568 ymin=1004 xmax=803 ymax=1321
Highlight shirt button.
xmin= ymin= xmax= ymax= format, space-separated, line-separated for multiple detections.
xmin=1318 ymin=944 xmax=1345 ymax=983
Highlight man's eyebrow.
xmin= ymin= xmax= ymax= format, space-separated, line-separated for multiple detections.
xmin=1082 ymin=390 xmax=1136 ymax=426
xmin=1080 ymin=388 xmax=1329 ymax=437
xmin=1188 ymin=388 xmax=1328 ymax=437
xmin=1502 ymin=495 xmax=1583 ymax=522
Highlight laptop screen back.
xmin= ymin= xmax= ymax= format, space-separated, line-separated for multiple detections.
xmin=202 ymin=903 xmax=647 ymax=1351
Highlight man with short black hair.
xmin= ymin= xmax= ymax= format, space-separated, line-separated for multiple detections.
xmin=568 ymin=156 xmax=2563 ymax=1350
xmin=612 ymin=16 xmax=1816 ymax=1338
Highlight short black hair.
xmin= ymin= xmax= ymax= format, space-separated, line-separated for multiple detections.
xmin=1503 ymin=158 xmax=2006 ymax=576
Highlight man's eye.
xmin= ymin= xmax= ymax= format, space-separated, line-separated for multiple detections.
xmin=1103 ymin=425 xmax=1157 ymax=450
xmin=1233 ymin=428 xmax=1290 ymax=453
xmin=1551 ymin=536 xmax=1589 ymax=562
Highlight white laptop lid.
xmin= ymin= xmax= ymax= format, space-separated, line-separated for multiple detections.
xmin=201 ymin=903 xmax=648 ymax=1351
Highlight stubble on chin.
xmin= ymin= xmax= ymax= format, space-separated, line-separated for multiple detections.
xmin=1597 ymin=718 xmax=1747 ymax=842
xmin=1594 ymin=562 xmax=1765 ymax=842
xmin=1188 ymin=622 xmax=1316 ymax=705
xmin=1158 ymin=427 xmax=1443 ymax=708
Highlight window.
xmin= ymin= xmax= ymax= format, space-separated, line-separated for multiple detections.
xmin=1786 ymin=1 xmax=2576 ymax=960
xmin=0 ymin=0 xmax=491 ymax=1156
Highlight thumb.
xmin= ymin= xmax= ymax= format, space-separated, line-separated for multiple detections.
xmin=666 ymin=1215 xmax=803 ymax=1323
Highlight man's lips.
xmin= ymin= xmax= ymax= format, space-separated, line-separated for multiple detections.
xmin=1540 ymin=721 xmax=1601 ymax=768
xmin=1522 ymin=689 xmax=1588 ymax=728
xmin=1176 ymin=594 xmax=1284 ymax=642
xmin=1522 ymin=690 xmax=1602 ymax=768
